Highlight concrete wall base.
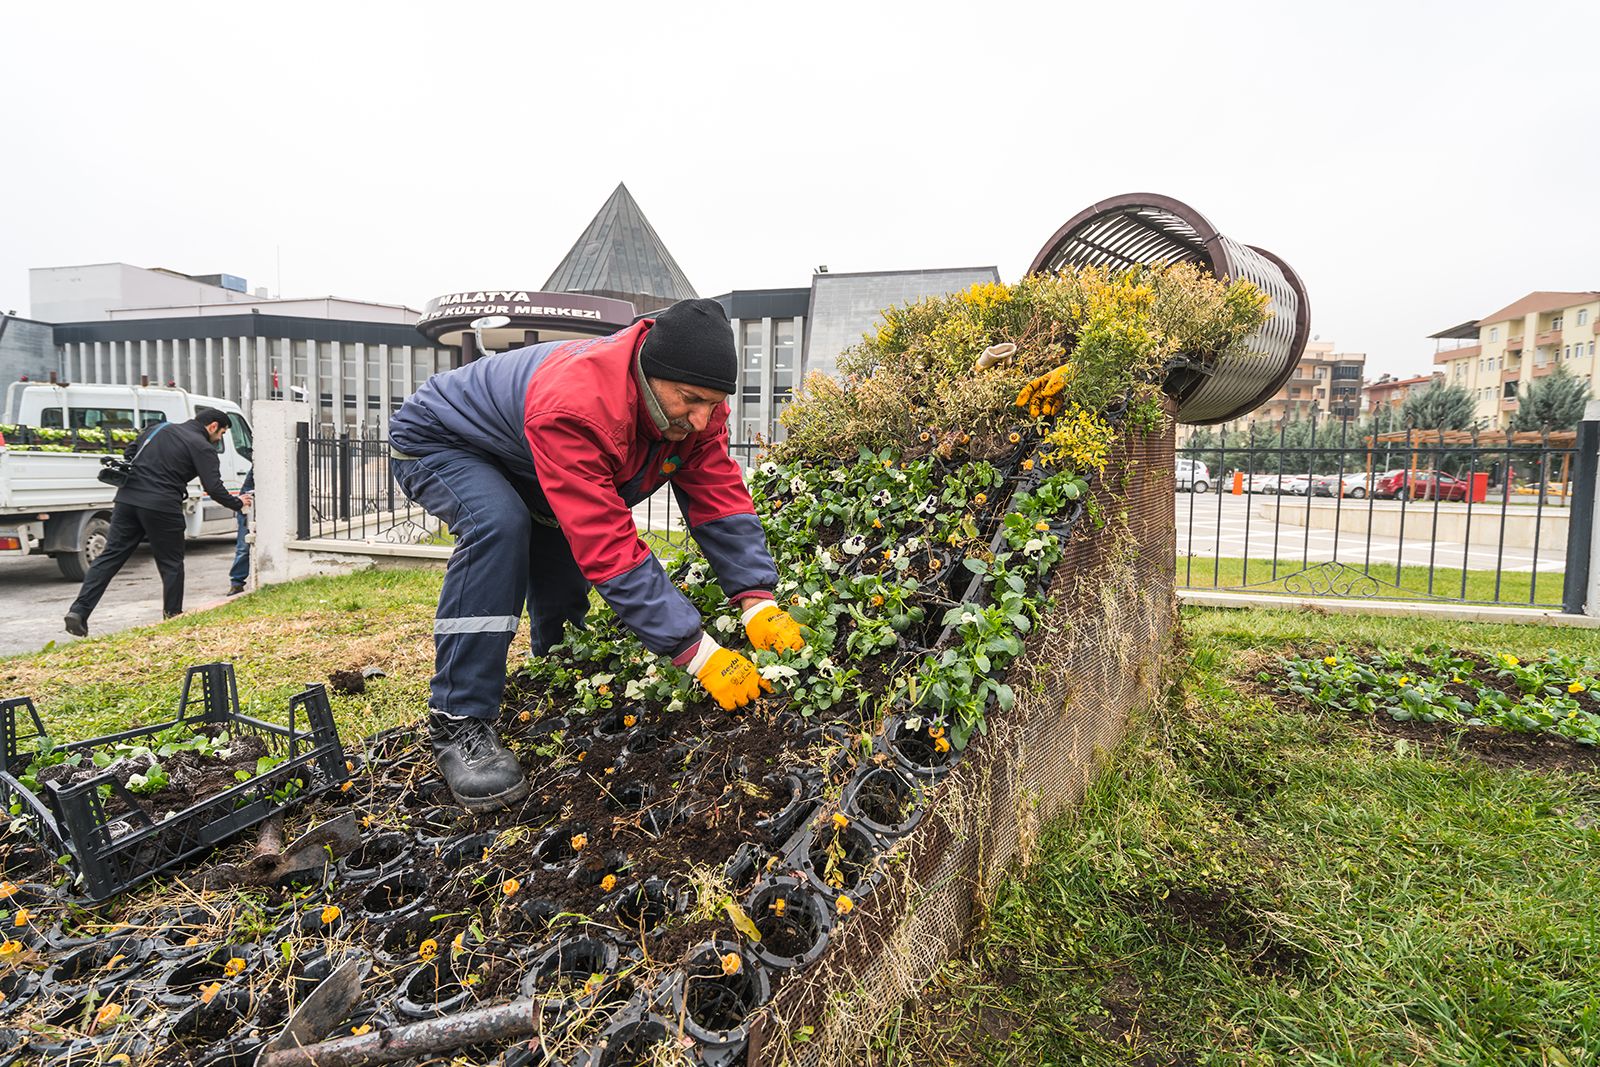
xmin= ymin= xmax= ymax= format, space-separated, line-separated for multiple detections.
xmin=1180 ymin=588 xmax=1600 ymax=627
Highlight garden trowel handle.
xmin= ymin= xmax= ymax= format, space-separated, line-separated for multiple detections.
xmin=973 ymin=342 xmax=1017 ymax=373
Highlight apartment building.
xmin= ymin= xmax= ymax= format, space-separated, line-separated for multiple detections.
xmin=1223 ymin=340 xmax=1364 ymax=429
xmin=1365 ymin=371 xmax=1443 ymax=415
xmin=1432 ymin=291 xmax=1600 ymax=428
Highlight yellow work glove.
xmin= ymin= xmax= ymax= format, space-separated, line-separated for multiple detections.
xmin=741 ymin=600 xmax=806 ymax=653
xmin=1015 ymin=363 xmax=1074 ymax=418
xmin=686 ymin=636 xmax=771 ymax=711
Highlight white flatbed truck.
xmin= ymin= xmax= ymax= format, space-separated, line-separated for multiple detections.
xmin=0 ymin=382 xmax=252 ymax=580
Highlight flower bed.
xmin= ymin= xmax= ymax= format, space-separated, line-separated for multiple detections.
xmin=1274 ymin=648 xmax=1600 ymax=745
xmin=0 ymin=264 xmax=1259 ymax=1065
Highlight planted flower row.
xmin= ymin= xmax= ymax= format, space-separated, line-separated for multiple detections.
xmin=1274 ymin=648 xmax=1600 ymax=745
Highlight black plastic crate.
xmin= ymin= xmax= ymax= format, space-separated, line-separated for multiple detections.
xmin=0 ymin=662 xmax=348 ymax=902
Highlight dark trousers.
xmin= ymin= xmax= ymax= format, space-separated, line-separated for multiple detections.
xmin=69 ymin=502 xmax=187 ymax=620
xmin=393 ymin=449 xmax=591 ymax=720
xmin=229 ymin=508 xmax=249 ymax=586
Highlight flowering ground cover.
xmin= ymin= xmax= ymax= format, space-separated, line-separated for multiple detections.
xmin=1277 ymin=647 xmax=1600 ymax=746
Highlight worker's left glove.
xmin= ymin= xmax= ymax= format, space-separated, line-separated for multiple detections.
xmin=1016 ymin=363 xmax=1074 ymax=418
xmin=741 ymin=600 xmax=805 ymax=653
xmin=686 ymin=636 xmax=772 ymax=711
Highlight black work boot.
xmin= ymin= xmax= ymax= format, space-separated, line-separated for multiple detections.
xmin=429 ymin=711 xmax=530 ymax=813
xmin=63 ymin=612 xmax=88 ymax=637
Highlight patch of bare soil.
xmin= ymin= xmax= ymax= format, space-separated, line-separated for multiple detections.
xmin=1364 ymin=715 xmax=1600 ymax=775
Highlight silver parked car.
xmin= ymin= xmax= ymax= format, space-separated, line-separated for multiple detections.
xmin=1176 ymin=458 xmax=1211 ymax=493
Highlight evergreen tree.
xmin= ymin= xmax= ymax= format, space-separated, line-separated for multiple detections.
xmin=1402 ymin=382 xmax=1477 ymax=430
xmin=1509 ymin=363 xmax=1591 ymax=432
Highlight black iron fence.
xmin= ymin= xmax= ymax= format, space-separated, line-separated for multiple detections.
xmin=294 ymin=424 xmax=765 ymax=545
xmin=1176 ymin=417 xmax=1598 ymax=612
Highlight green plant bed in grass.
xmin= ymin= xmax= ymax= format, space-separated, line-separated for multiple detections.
xmin=1179 ymin=555 xmax=1566 ymax=606
xmin=1276 ymin=646 xmax=1600 ymax=746
xmin=872 ymin=609 xmax=1600 ymax=1065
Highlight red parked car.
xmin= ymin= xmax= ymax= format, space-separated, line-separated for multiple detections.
xmin=1373 ymin=469 xmax=1469 ymax=501
xmin=1410 ymin=470 xmax=1471 ymax=501
xmin=1370 ymin=469 xmax=1417 ymax=500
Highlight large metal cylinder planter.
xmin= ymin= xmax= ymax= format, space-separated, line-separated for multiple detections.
xmin=747 ymin=413 xmax=1179 ymax=1065
xmin=1029 ymin=192 xmax=1310 ymax=426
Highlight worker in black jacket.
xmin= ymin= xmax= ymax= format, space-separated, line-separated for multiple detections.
xmin=64 ymin=407 xmax=247 ymax=637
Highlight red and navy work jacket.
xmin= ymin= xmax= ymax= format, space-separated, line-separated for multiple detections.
xmin=387 ymin=320 xmax=777 ymax=658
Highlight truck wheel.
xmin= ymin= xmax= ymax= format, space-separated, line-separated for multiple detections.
xmin=57 ymin=515 xmax=111 ymax=581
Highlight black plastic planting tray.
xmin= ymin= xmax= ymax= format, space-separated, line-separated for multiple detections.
xmin=0 ymin=662 xmax=348 ymax=902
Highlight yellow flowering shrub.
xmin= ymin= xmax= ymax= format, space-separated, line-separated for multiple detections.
xmin=1040 ymin=404 xmax=1118 ymax=474
xmin=775 ymin=263 xmax=1269 ymax=464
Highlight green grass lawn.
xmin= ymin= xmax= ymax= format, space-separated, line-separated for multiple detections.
xmin=1179 ymin=555 xmax=1567 ymax=607
xmin=874 ymin=607 xmax=1600 ymax=1066
xmin=0 ymin=568 xmax=448 ymax=744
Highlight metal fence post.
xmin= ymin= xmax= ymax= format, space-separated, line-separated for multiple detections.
xmin=295 ymin=422 xmax=311 ymax=541
xmin=1564 ymin=401 xmax=1600 ymax=616
xmin=338 ymin=432 xmax=353 ymax=522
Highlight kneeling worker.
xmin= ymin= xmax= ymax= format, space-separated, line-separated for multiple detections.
xmin=389 ymin=298 xmax=804 ymax=812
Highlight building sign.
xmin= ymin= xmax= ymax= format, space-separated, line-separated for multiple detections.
xmin=415 ymin=289 xmax=635 ymax=345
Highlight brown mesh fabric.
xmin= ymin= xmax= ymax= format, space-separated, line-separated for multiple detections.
xmin=749 ymin=414 xmax=1178 ymax=1066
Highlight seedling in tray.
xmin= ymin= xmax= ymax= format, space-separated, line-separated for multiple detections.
xmin=0 ymin=662 xmax=348 ymax=901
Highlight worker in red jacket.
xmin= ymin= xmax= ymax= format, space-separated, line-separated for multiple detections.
xmin=388 ymin=298 xmax=803 ymax=811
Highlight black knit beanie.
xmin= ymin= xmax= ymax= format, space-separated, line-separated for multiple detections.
xmin=639 ymin=298 xmax=738 ymax=394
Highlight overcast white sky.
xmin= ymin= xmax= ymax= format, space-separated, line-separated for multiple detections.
xmin=3 ymin=0 xmax=1596 ymax=380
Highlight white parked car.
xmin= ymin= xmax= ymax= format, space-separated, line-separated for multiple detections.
xmin=1176 ymin=458 xmax=1211 ymax=494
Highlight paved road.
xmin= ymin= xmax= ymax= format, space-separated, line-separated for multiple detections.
xmin=0 ymin=539 xmax=238 ymax=657
xmin=1174 ymin=491 xmax=1566 ymax=572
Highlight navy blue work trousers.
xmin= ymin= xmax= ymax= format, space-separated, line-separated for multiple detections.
xmin=393 ymin=449 xmax=591 ymax=720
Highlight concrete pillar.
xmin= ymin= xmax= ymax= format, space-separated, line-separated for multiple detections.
xmin=329 ymin=341 xmax=344 ymax=432
xmin=353 ymin=343 xmax=368 ymax=436
xmin=375 ymin=344 xmax=390 ymax=430
xmin=251 ymin=399 xmax=312 ymax=589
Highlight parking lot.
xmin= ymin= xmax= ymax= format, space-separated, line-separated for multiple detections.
xmin=1173 ymin=490 xmax=1567 ymax=573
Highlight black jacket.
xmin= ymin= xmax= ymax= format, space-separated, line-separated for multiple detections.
xmin=116 ymin=417 xmax=244 ymax=513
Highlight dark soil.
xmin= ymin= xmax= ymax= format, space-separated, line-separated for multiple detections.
xmin=33 ymin=731 xmax=273 ymax=824
xmin=1365 ymin=715 xmax=1600 ymax=774
xmin=328 ymin=669 xmax=367 ymax=696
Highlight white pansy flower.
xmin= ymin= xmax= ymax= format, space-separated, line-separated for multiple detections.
xmin=830 ymin=468 xmax=847 ymax=484
xmin=624 ymin=679 xmax=646 ymax=701
xmin=818 ymin=550 xmax=838 ymax=573
xmin=644 ymin=663 xmax=660 ymax=680
xmin=889 ymin=468 xmax=907 ymax=483
xmin=1023 ymin=538 xmax=1047 ymax=557
xmin=816 ymin=657 xmax=836 ymax=673
xmin=592 ymin=673 xmax=614 ymax=687
xmin=667 ymin=698 xmax=686 ymax=713
xmin=760 ymin=462 xmax=779 ymax=476
xmin=904 ymin=536 xmax=923 ymax=553
xmin=714 ymin=615 xmax=737 ymax=634
xmin=790 ymin=476 xmax=806 ymax=496
xmin=841 ymin=535 xmax=867 ymax=556
xmin=758 ymin=664 xmax=800 ymax=682
xmin=912 ymin=494 xmax=938 ymax=515
xmin=870 ymin=489 xmax=891 ymax=508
